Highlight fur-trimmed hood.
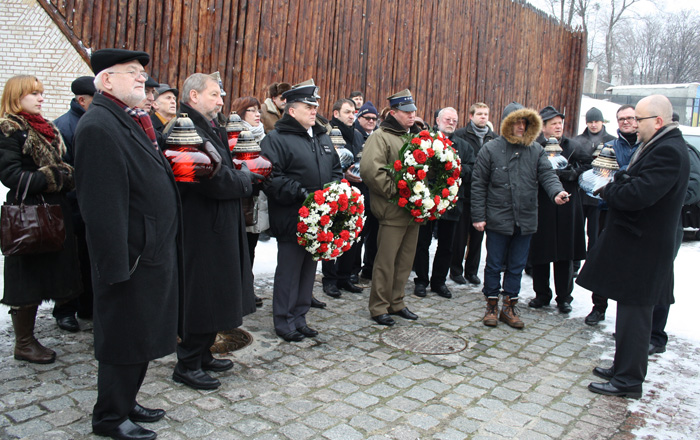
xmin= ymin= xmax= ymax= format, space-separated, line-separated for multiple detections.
xmin=499 ymin=103 xmax=542 ymax=146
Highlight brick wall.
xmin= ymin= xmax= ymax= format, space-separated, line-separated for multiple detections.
xmin=0 ymin=0 xmax=92 ymax=120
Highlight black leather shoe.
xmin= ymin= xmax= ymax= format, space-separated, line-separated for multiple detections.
xmin=323 ymin=284 xmax=342 ymax=298
xmin=56 ymin=316 xmax=80 ymax=332
xmin=277 ymin=330 xmax=306 ymax=342
xmin=431 ymin=285 xmax=452 ymax=298
xmin=371 ymin=314 xmax=395 ymax=326
xmin=296 ymin=325 xmax=318 ymax=337
xmin=414 ymin=283 xmax=427 ymax=297
xmin=450 ymin=274 xmax=467 ymax=285
xmin=202 ymin=358 xmax=234 ymax=372
xmin=349 ymin=274 xmax=360 ymax=284
xmin=128 ymin=403 xmax=165 ymax=423
xmin=390 ymin=307 xmax=418 ymax=320
xmin=94 ymin=419 xmax=157 ymax=440
xmin=592 ymin=366 xmax=614 ymax=381
xmin=585 ymin=310 xmax=605 ymax=326
xmin=587 ymin=381 xmax=642 ymax=399
xmin=360 ymin=270 xmax=372 ymax=280
xmin=338 ymin=280 xmax=363 ymax=293
xmin=255 ymin=296 xmax=263 ymax=307
xmin=310 ymin=296 xmax=326 ymax=308
xmin=528 ymin=297 xmax=549 ymax=309
xmin=558 ymin=302 xmax=572 ymax=313
xmin=649 ymin=344 xmax=666 ymax=355
xmin=172 ymin=364 xmax=221 ymax=390
xmin=465 ymin=274 xmax=481 ymax=285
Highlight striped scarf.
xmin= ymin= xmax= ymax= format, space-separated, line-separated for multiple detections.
xmin=100 ymin=91 xmax=159 ymax=151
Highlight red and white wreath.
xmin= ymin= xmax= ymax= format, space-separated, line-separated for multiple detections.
xmin=388 ymin=130 xmax=461 ymax=222
xmin=296 ymin=180 xmax=366 ymax=261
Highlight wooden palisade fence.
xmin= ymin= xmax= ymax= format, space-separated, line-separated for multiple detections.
xmin=38 ymin=0 xmax=586 ymax=135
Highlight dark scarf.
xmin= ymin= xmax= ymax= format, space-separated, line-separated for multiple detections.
xmin=620 ymin=131 xmax=638 ymax=147
xmin=330 ymin=117 xmax=355 ymax=147
xmin=470 ymin=121 xmax=489 ymax=146
xmin=18 ymin=111 xmax=55 ymax=143
xmin=100 ymin=91 xmax=159 ymax=150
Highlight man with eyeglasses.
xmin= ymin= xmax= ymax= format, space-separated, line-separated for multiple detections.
xmin=579 ymin=94 xmax=689 ymax=399
xmin=412 ymin=107 xmax=474 ymax=299
xmin=452 ymin=103 xmax=496 ymax=286
xmin=583 ymin=104 xmax=641 ymax=326
xmin=75 ymin=48 xmax=179 ymax=440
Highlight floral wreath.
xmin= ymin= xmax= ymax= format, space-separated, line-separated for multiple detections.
xmin=296 ymin=179 xmax=366 ymax=261
xmin=387 ymin=130 xmax=462 ymax=222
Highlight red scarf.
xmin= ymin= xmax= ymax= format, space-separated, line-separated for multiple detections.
xmin=18 ymin=111 xmax=55 ymax=143
xmin=101 ymin=91 xmax=159 ymax=150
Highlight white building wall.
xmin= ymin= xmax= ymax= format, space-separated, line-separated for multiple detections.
xmin=0 ymin=0 xmax=92 ymax=120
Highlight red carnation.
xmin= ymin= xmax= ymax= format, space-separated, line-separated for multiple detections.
xmin=398 ymin=198 xmax=408 ymax=207
xmin=334 ymin=238 xmax=345 ymax=247
xmin=415 ymin=218 xmax=424 ymax=223
xmin=411 ymin=137 xmax=422 ymax=145
xmin=358 ymin=204 xmax=365 ymax=213
xmin=340 ymin=230 xmax=350 ymax=240
xmin=297 ymin=222 xmax=308 ymax=233
xmin=399 ymin=187 xmax=411 ymax=198
xmin=452 ymin=169 xmax=460 ymax=179
xmin=445 ymin=161 xmax=453 ymax=171
xmin=299 ymin=206 xmax=310 ymax=218
xmin=350 ymin=205 xmax=357 ymax=214
xmin=413 ymin=149 xmax=427 ymax=164
xmin=341 ymin=178 xmax=348 ymax=184
xmin=419 ymin=130 xmax=430 ymax=138
xmin=429 ymin=215 xmax=436 ymax=221
xmin=342 ymin=244 xmax=352 ymax=252
xmin=447 ymin=177 xmax=455 ymax=186
xmin=407 ymin=166 xmax=416 ymax=175
xmin=397 ymin=180 xmax=408 ymax=189
xmin=445 ymin=138 xmax=453 ymax=146
xmin=320 ymin=215 xmax=331 ymax=226
xmin=331 ymin=249 xmax=340 ymax=258
xmin=439 ymin=208 xmax=446 ymax=214
xmin=434 ymin=195 xmax=441 ymax=205
xmin=356 ymin=217 xmax=364 ymax=229
xmin=314 ymin=191 xmax=325 ymax=204
xmin=297 ymin=237 xmax=306 ymax=246
xmin=442 ymin=188 xmax=450 ymax=198
xmin=415 ymin=199 xmax=423 ymax=207
xmin=393 ymin=160 xmax=403 ymax=171
xmin=319 ymin=243 xmax=328 ymax=253
xmin=426 ymin=148 xmax=435 ymax=157
xmin=411 ymin=209 xmax=422 ymax=217
xmin=416 ymin=169 xmax=426 ymax=180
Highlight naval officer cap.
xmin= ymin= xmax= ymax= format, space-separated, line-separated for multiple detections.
xmin=90 ymin=48 xmax=150 ymax=74
xmin=282 ymin=79 xmax=320 ymax=107
xmin=388 ymin=89 xmax=417 ymax=112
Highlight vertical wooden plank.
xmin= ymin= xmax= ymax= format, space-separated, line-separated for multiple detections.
xmin=167 ymin=0 xmax=183 ymax=89
xmin=223 ymin=0 xmax=242 ymax=100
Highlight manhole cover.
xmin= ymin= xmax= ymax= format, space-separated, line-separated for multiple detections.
xmin=211 ymin=328 xmax=253 ymax=354
xmin=380 ymin=327 xmax=467 ymax=354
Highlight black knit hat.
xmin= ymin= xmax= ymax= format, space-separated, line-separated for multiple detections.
xmin=585 ymin=107 xmax=604 ymax=123
xmin=90 ymin=49 xmax=150 ymax=74
xmin=71 ymin=76 xmax=96 ymax=96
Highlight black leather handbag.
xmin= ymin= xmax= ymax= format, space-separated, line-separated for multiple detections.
xmin=1 ymin=172 xmax=65 ymax=256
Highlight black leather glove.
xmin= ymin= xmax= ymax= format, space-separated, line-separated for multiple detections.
xmin=298 ymin=187 xmax=310 ymax=201
xmin=239 ymin=161 xmax=265 ymax=184
xmin=202 ymin=141 xmax=222 ymax=177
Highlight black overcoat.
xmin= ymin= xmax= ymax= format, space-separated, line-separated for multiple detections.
xmin=175 ymin=103 xmax=256 ymax=335
xmin=74 ymin=93 xmax=182 ymax=364
xmin=0 ymin=115 xmax=81 ymax=306
xmin=529 ymin=135 xmax=591 ymax=264
xmin=577 ymin=126 xmax=689 ymax=305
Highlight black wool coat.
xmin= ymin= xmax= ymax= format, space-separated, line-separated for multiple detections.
xmin=577 ymin=126 xmax=689 ymax=305
xmin=0 ymin=114 xmax=81 ymax=307
xmin=74 ymin=93 xmax=182 ymax=364
xmin=440 ymin=135 xmax=474 ymax=222
xmin=175 ymin=103 xmax=256 ymax=335
xmin=261 ymin=114 xmax=343 ymax=242
xmin=528 ymin=135 xmax=592 ymax=264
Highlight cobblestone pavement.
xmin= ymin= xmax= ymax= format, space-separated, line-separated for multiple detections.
xmin=1 ymin=273 xmax=699 ymax=439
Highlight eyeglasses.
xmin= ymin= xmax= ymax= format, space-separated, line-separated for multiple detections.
xmin=617 ymin=116 xmax=635 ymax=123
xmin=634 ymin=115 xmax=658 ymax=123
xmin=361 ymin=116 xmax=378 ymax=121
xmin=107 ymin=70 xmax=149 ymax=80
xmin=246 ymin=108 xmax=261 ymax=113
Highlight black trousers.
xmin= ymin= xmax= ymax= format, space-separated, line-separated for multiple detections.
xmin=413 ymin=219 xmax=457 ymax=288
xmin=93 ymin=362 xmax=148 ymax=431
xmin=590 ymin=209 xmax=608 ymax=313
xmin=361 ymin=199 xmax=379 ymax=277
xmin=177 ymin=331 xmax=217 ymax=370
xmin=650 ymin=303 xmax=670 ymax=348
xmin=532 ymin=261 xmax=574 ymax=305
xmin=321 ymin=240 xmax=361 ymax=285
xmin=53 ymin=223 xmax=93 ymax=319
xmin=273 ymin=241 xmax=316 ymax=334
xmin=450 ymin=210 xmax=483 ymax=277
xmin=611 ymin=302 xmax=653 ymax=391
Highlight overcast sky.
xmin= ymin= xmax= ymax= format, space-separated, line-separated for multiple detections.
xmin=526 ymin=0 xmax=700 ymax=15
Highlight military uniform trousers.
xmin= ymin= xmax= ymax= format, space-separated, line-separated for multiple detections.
xmin=369 ymin=222 xmax=420 ymax=317
xmin=273 ymin=241 xmax=317 ymax=334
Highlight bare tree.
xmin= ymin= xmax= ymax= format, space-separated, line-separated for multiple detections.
xmin=601 ymin=0 xmax=643 ymax=83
